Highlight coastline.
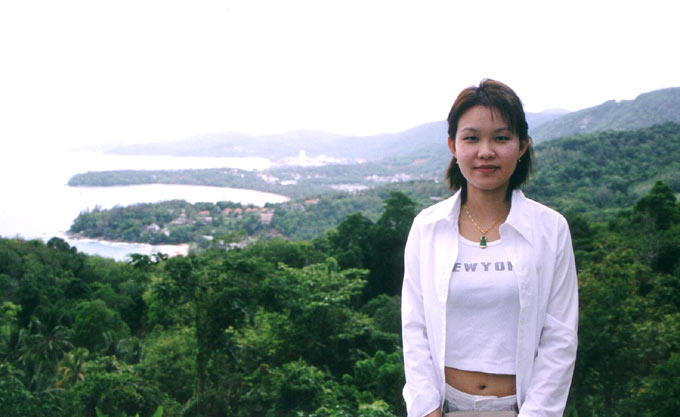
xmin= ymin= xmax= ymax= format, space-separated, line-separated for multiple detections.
xmin=0 ymin=150 xmax=290 ymax=262
xmin=61 ymin=232 xmax=191 ymax=260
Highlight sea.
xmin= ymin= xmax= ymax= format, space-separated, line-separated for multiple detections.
xmin=0 ymin=147 xmax=289 ymax=261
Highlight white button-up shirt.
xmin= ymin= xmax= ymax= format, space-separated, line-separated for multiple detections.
xmin=401 ymin=189 xmax=578 ymax=417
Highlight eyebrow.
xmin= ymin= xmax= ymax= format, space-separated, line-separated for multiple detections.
xmin=459 ymin=127 xmax=513 ymax=133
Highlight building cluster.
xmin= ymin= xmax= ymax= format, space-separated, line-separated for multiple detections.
xmin=364 ymin=173 xmax=412 ymax=183
xmin=220 ymin=205 xmax=274 ymax=224
xmin=140 ymin=204 xmax=278 ymax=238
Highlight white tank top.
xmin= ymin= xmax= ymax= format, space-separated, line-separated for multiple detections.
xmin=445 ymin=233 xmax=520 ymax=375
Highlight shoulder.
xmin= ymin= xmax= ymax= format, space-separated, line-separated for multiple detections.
xmin=515 ymin=193 xmax=572 ymax=253
xmin=519 ymin=193 xmax=569 ymax=231
xmin=526 ymin=198 xmax=567 ymax=223
xmin=412 ymin=193 xmax=458 ymax=226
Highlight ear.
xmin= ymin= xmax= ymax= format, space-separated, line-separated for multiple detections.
xmin=447 ymin=137 xmax=456 ymax=158
xmin=518 ymin=137 xmax=531 ymax=159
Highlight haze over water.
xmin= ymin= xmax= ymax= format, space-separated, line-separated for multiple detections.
xmin=0 ymin=148 xmax=288 ymax=260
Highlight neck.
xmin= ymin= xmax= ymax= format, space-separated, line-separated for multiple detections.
xmin=462 ymin=186 xmax=511 ymax=223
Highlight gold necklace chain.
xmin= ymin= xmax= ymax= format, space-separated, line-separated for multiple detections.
xmin=463 ymin=207 xmax=506 ymax=249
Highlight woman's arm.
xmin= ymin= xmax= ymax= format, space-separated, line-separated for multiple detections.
xmin=519 ymin=217 xmax=579 ymax=417
xmin=402 ymin=223 xmax=442 ymax=417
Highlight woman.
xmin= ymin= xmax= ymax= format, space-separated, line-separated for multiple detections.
xmin=401 ymin=79 xmax=578 ymax=417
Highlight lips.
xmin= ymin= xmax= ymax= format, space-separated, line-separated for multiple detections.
xmin=474 ymin=165 xmax=499 ymax=173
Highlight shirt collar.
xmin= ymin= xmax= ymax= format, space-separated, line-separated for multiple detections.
xmin=423 ymin=188 xmax=534 ymax=246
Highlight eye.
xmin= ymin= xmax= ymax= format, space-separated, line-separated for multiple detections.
xmin=463 ymin=136 xmax=478 ymax=141
xmin=496 ymin=136 xmax=511 ymax=142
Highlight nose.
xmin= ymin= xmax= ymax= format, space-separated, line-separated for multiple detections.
xmin=477 ymin=138 xmax=495 ymax=159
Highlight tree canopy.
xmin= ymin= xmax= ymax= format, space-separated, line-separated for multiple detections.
xmin=3 ymin=181 xmax=680 ymax=416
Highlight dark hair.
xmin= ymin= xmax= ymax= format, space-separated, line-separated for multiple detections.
xmin=445 ymin=79 xmax=533 ymax=199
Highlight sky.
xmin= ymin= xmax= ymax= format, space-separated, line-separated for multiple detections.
xmin=1 ymin=0 xmax=678 ymax=150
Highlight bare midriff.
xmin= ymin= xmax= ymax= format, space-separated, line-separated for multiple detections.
xmin=445 ymin=367 xmax=516 ymax=397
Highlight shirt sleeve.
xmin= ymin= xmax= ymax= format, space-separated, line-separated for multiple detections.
xmin=401 ymin=222 xmax=442 ymax=417
xmin=519 ymin=216 xmax=579 ymax=417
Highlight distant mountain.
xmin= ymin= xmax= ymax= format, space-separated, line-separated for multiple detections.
xmin=107 ymin=109 xmax=568 ymax=162
xmin=527 ymin=109 xmax=569 ymax=136
xmin=108 ymin=124 xmax=448 ymax=162
xmin=104 ymin=87 xmax=680 ymax=160
xmin=108 ymin=130 xmax=351 ymax=160
xmin=530 ymin=87 xmax=680 ymax=142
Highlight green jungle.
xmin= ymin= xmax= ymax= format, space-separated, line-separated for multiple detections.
xmin=3 ymin=120 xmax=680 ymax=416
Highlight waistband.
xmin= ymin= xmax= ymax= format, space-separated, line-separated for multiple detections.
xmin=445 ymin=384 xmax=518 ymax=412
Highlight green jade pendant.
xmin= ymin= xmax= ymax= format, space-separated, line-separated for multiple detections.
xmin=479 ymin=235 xmax=488 ymax=249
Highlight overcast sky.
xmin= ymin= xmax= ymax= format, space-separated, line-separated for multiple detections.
xmin=1 ymin=0 xmax=678 ymax=150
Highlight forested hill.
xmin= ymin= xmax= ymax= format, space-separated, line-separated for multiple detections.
xmin=105 ymin=111 xmax=563 ymax=162
xmin=526 ymin=122 xmax=680 ymax=213
xmin=531 ymin=87 xmax=680 ymax=142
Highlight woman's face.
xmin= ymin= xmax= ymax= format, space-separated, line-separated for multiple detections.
xmin=448 ymin=105 xmax=528 ymax=196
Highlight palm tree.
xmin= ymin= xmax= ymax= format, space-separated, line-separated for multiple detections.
xmin=0 ymin=301 xmax=21 ymax=361
xmin=17 ymin=318 xmax=74 ymax=391
xmin=56 ymin=347 xmax=89 ymax=388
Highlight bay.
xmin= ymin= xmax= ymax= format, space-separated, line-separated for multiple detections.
xmin=0 ymin=148 xmax=288 ymax=261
